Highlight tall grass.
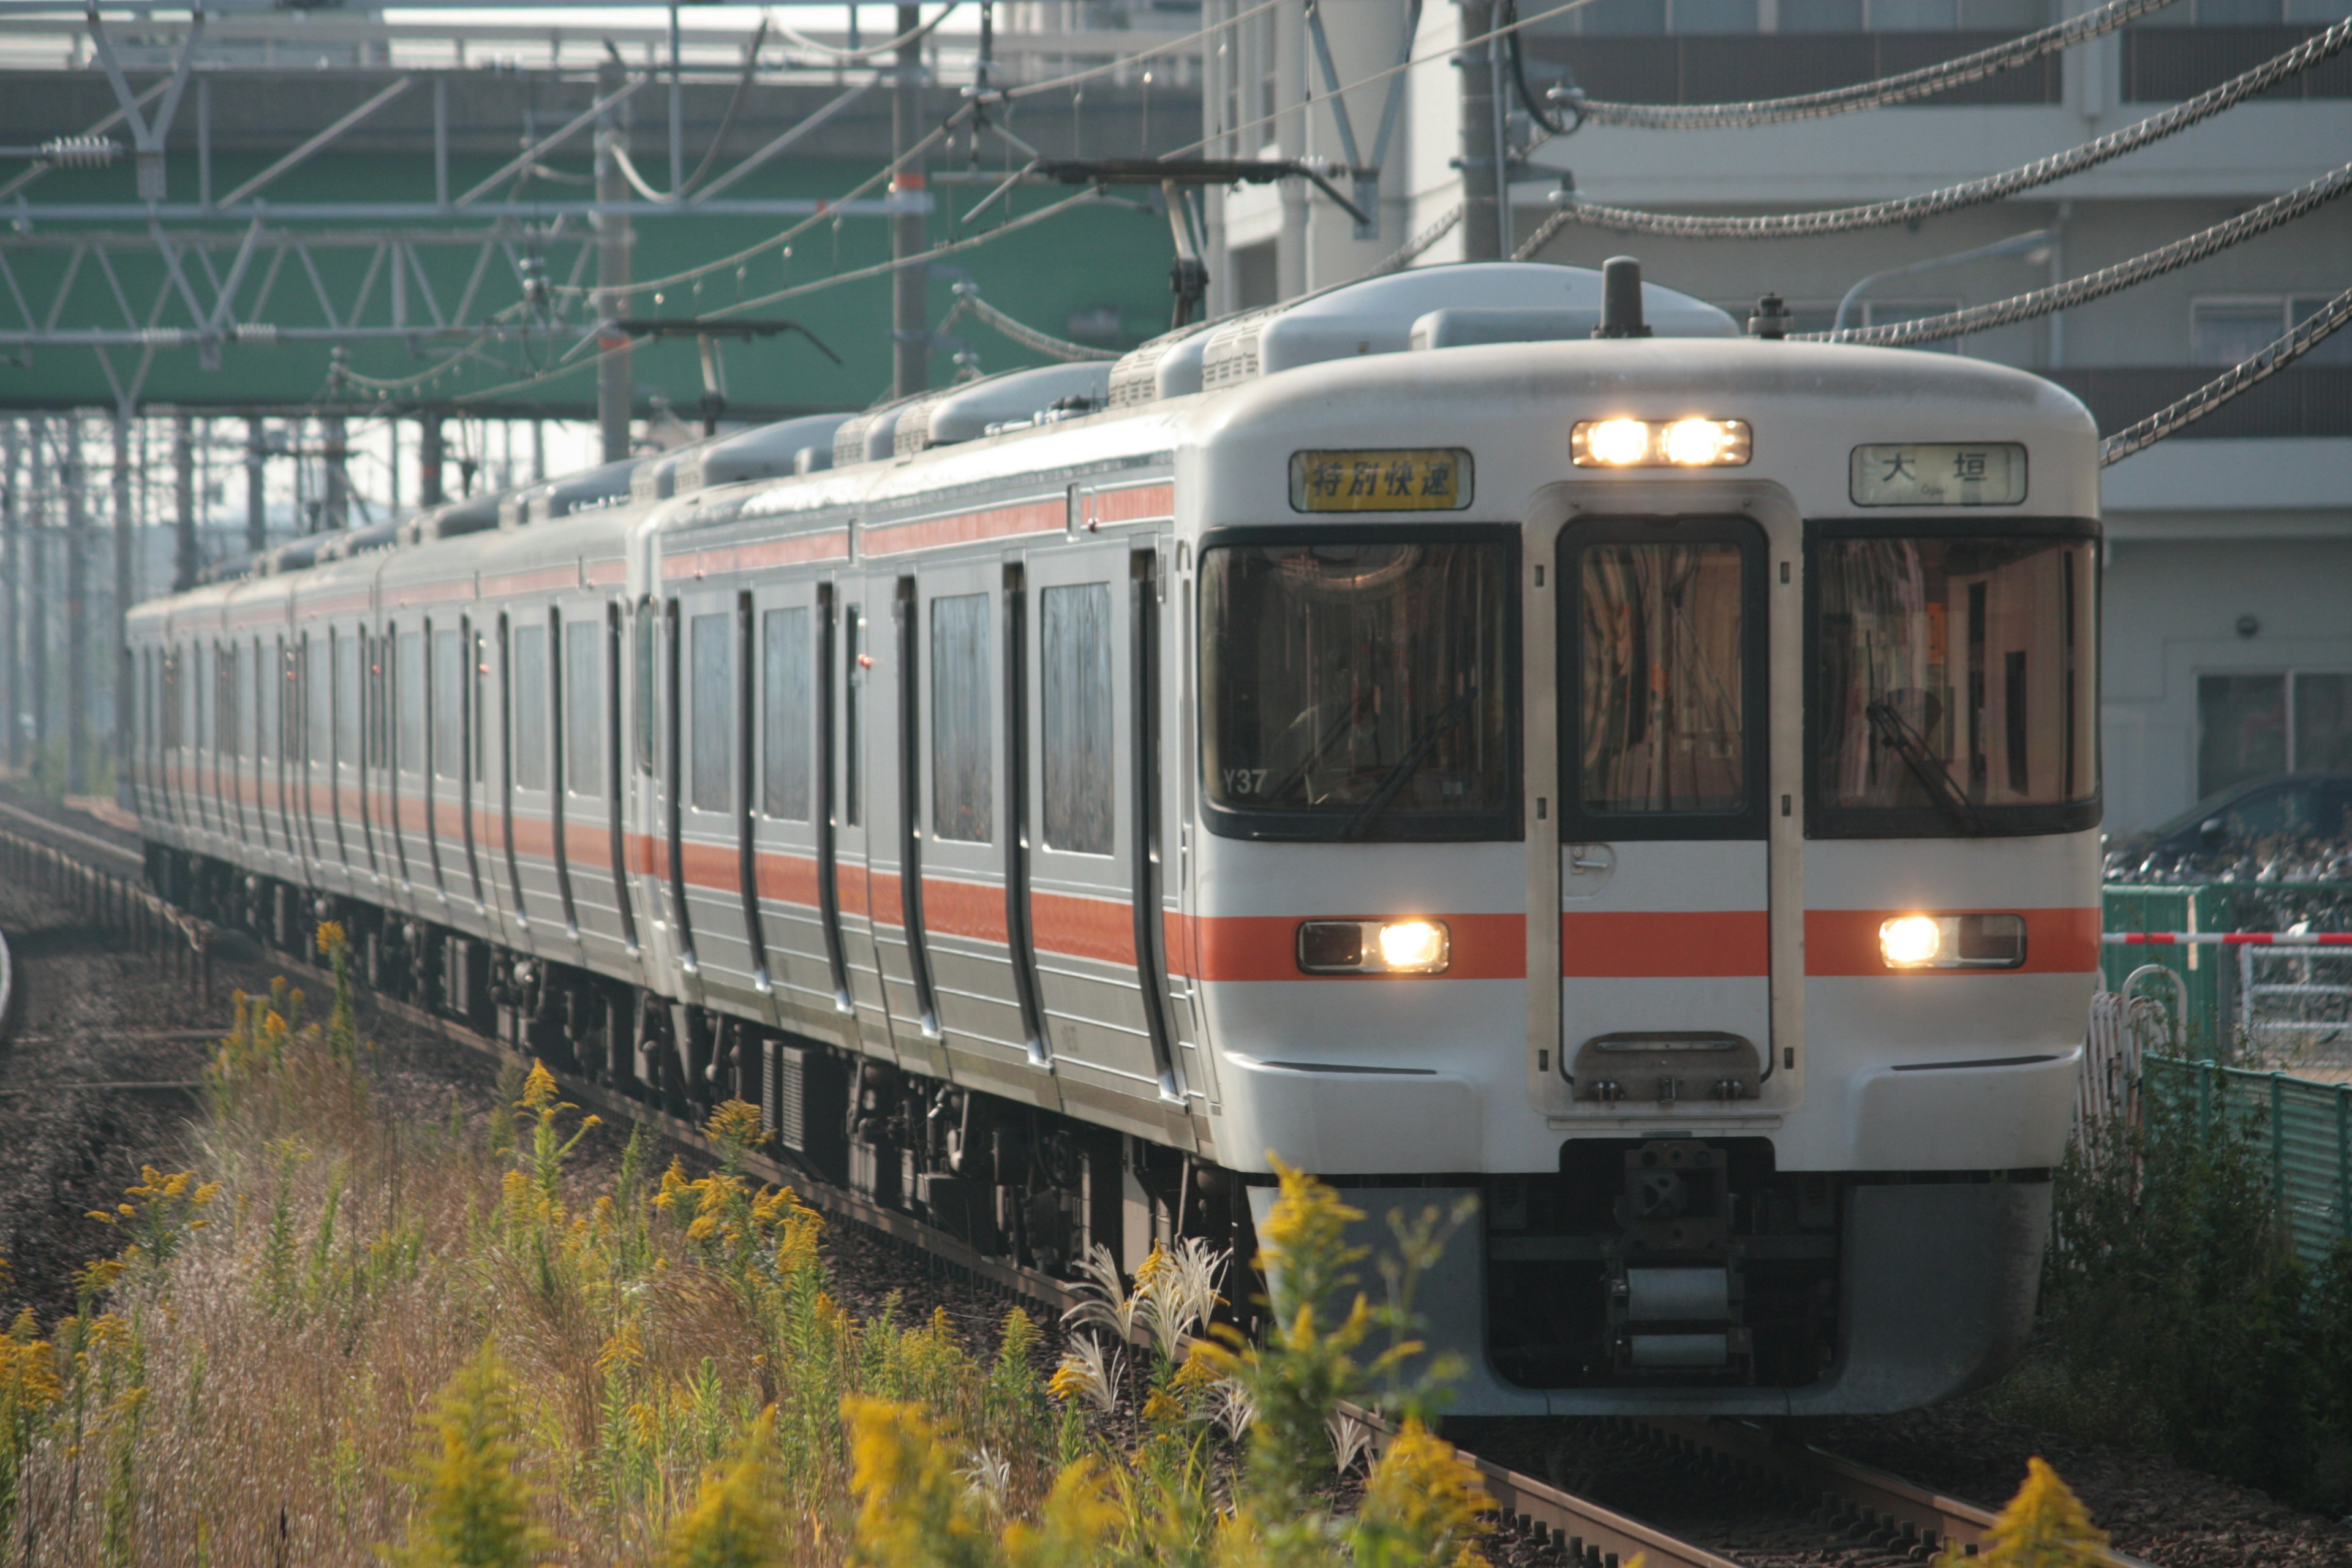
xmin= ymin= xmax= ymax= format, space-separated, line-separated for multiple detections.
xmin=0 ymin=927 xmax=1501 ymax=1566
xmin=1989 ymin=1078 xmax=2352 ymax=1511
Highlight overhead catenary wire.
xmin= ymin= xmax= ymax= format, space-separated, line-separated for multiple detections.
xmin=2100 ymin=285 xmax=2352 ymax=465
xmin=1564 ymin=0 xmax=2181 ymax=130
xmin=1513 ymin=17 xmax=2351 ymax=247
xmin=1792 ymin=160 xmax=2352 ymax=347
xmin=548 ymin=0 xmax=1279 ymax=306
xmin=943 ymin=283 xmax=1118 ymax=360
xmin=448 ymin=186 xmax=1109 ymax=407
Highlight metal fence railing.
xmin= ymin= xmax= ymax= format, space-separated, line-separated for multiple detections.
xmin=2139 ymin=1055 xmax=2352 ymax=1268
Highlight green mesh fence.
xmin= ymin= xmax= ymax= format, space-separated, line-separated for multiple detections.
xmin=2143 ymin=1055 xmax=2352 ymax=1267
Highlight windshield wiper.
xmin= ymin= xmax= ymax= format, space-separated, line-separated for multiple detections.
xmin=1865 ymin=699 xmax=1981 ymax=834
xmin=1340 ymin=691 xmax=1474 ymax=841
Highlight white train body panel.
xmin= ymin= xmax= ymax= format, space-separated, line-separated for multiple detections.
xmin=124 ymin=264 xmax=2102 ymax=1414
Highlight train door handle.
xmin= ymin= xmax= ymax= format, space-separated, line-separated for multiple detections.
xmin=1567 ymin=843 xmax=1615 ymax=876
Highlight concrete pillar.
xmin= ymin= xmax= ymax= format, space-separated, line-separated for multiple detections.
xmin=177 ymin=417 xmax=202 ymax=592
xmin=891 ymin=3 xmax=929 ymax=399
xmin=595 ymin=59 xmax=636 ymax=464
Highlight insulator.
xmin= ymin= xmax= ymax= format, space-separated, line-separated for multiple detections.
xmin=42 ymin=135 xmax=121 ymax=168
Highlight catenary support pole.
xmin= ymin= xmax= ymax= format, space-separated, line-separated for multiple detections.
xmin=419 ymin=411 xmax=445 ymax=507
xmin=0 ymin=420 xmax=17 ymax=773
xmin=322 ymin=414 xmax=350 ymax=533
xmin=112 ymin=409 xmax=132 ymax=789
xmin=26 ymin=417 xmax=46 ymax=759
xmin=892 ymin=3 xmax=928 ymax=399
xmin=64 ymin=417 xmax=88 ymax=796
xmin=177 ymin=417 xmax=200 ymax=590
xmin=242 ymin=415 xmax=265 ymax=556
xmin=596 ymin=59 xmax=635 ymax=464
xmin=1455 ymin=0 xmax=1503 ymax=262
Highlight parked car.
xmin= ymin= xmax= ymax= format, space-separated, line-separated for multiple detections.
xmin=2140 ymin=774 xmax=2352 ymax=858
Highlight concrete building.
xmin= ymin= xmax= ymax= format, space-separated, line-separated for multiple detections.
xmin=1196 ymin=0 xmax=2352 ymax=834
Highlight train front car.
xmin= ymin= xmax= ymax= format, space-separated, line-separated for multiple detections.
xmin=1182 ymin=268 xmax=2101 ymax=1415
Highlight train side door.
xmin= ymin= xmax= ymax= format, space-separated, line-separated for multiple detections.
xmin=829 ymin=588 xmax=895 ymax=1057
xmin=911 ymin=561 xmax=1034 ymax=1097
xmin=1020 ymin=546 xmax=1185 ymax=1128
xmin=745 ymin=576 xmax=846 ymax=1042
xmin=1554 ymin=517 xmax=1773 ymax=1110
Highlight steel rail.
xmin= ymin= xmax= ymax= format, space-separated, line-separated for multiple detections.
xmin=1634 ymin=1417 xmax=2160 ymax=1568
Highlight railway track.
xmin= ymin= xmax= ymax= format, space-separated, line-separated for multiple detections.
xmin=0 ymin=799 xmax=2146 ymax=1568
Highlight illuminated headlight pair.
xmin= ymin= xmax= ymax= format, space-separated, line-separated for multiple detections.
xmin=1572 ymin=418 xmax=1752 ymax=468
xmin=1879 ymin=913 xmax=2027 ymax=970
xmin=1297 ymin=918 xmax=1451 ymax=975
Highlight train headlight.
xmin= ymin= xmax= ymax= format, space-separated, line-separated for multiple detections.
xmin=1583 ymin=418 xmax=1652 ymax=466
xmin=1879 ymin=913 xmax=2029 ymax=970
xmin=1572 ymin=418 xmax=1752 ymax=468
xmin=1879 ymin=916 xmax=1943 ymax=967
xmin=1297 ymin=918 xmax=1452 ymax=975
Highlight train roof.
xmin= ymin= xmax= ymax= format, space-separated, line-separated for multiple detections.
xmin=127 ymin=262 xmax=2097 ymax=629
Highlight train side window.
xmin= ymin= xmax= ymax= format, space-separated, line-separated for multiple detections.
xmin=633 ymin=600 xmax=657 ymax=775
xmin=565 ymin=619 xmax=602 ymax=800
xmin=513 ymin=622 xmax=549 ymax=791
xmin=396 ymin=629 xmax=424 ymax=776
xmin=472 ymin=628 xmax=488 ymax=784
xmin=334 ymin=636 xmax=358 ymax=767
xmin=221 ymin=644 xmax=241 ymax=758
xmin=930 ymin=592 xmax=993 ymax=844
xmin=253 ymin=641 xmax=272 ymax=763
xmin=434 ymin=627 xmax=462 ymax=780
xmin=162 ymin=649 xmax=181 ymax=750
xmin=1040 ymin=582 xmax=1114 ymax=855
xmin=690 ymin=611 xmax=731 ymax=812
xmin=844 ymin=605 xmax=863 ymax=827
xmin=761 ymin=606 xmax=812 ymax=821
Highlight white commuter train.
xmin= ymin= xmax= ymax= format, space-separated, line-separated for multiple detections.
xmin=123 ymin=260 xmax=2103 ymax=1415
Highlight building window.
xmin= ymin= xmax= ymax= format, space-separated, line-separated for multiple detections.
xmin=2193 ymin=296 xmax=2352 ymax=366
xmin=2199 ymin=671 xmax=2352 ymax=797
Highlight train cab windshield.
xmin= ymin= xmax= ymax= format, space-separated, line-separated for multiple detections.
xmin=1200 ymin=534 xmax=1517 ymax=840
xmin=1810 ymin=524 xmax=2098 ymax=837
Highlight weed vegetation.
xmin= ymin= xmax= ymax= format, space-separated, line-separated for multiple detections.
xmin=0 ymin=924 xmax=2117 ymax=1564
xmin=1990 ymin=1077 xmax=2352 ymax=1512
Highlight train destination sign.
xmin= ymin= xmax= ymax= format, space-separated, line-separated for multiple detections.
xmin=1850 ymin=442 xmax=2026 ymax=506
xmin=1289 ymin=448 xmax=1474 ymax=512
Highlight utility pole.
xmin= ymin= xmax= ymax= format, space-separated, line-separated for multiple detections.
xmin=419 ymin=411 xmax=445 ymax=507
xmin=178 ymin=417 xmax=202 ymax=591
xmin=64 ymin=418 xmax=88 ymax=796
xmin=113 ymin=410 xmax=134 ymax=791
xmin=1 ymin=420 xmax=17 ymax=773
xmin=891 ymin=3 xmax=928 ymax=399
xmin=595 ymin=58 xmax=635 ymax=464
xmin=244 ymin=415 xmax=268 ymax=554
xmin=1455 ymin=0 xmax=1504 ymax=262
